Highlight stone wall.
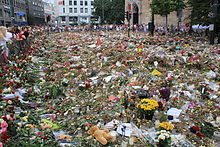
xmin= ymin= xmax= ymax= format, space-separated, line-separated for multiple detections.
xmin=125 ymin=0 xmax=190 ymax=26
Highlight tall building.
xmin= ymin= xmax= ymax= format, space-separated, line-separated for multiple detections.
xmin=26 ymin=0 xmax=45 ymax=25
xmin=54 ymin=0 xmax=95 ymax=26
xmin=125 ymin=0 xmax=190 ymax=27
xmin=0 ymin=0 xmax=27 ymax=26
xmin=43 ymin=1 xmax=56 ymax=25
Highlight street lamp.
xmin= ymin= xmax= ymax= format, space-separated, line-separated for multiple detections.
xmin=210 ymin=0 xmax=218 ymax=45
xmin=101 ymin=0 xmax=104 ymax=24
xmin=10 ymin=0 xmax=15 ymax=26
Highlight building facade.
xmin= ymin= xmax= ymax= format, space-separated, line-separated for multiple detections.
xmin=125 ymin=0 xmax=190 ymax=27
xmin=26 ymin=0 xmax=45 ymax=25
xmin=43 ymin=1 xmax=56 ymax=25
xmin=54 ymin=0 xmax=95 ymax=26
xmin=0 ymin=0 xmax=27 ymax=26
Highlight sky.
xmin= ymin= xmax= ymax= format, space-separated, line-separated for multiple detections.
xmin=43 ymin=0 xmax=54 ymax=4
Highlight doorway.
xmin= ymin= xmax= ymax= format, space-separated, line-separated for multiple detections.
xmin=133 ymin=3 xmax=139 ymax=25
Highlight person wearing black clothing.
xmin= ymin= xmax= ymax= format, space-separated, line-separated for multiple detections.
xmin=22 ymin=27 xmax=29 ymax=39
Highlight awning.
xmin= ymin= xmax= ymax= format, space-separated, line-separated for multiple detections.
xmin=17 ymin=12 xmax=25 ymax=16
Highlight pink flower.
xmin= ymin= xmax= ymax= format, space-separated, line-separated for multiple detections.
xmin=1 ymin=121 xmax=8 ymax=129
xmin=189 ymin=102 xmax=196 ymax=108
xmin=36 ymin=132 xmax=43 ymax=136
xmin=0 ymin=142 xmax=3 ymax=147
xmin=6 ymin=115 xmax=13 ymax=121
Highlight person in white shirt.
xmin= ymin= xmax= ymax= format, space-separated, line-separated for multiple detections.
xmin=0 ymin=26 xmax=12 ymax=62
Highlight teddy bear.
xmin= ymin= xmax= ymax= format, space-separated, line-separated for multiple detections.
xmin=87 ymin=125 xmax=113 ymax=145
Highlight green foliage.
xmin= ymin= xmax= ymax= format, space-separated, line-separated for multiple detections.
xmin=151 ymin=0 xmax=185 ymax=16
xmin=49 ymin=85 xmax=64 ymax=98
xmin=93 ymin=0 xmax=125 ymax=24
xmin=188 ymin=0 xmax=220 ymax=27
xmin=188 ymin=0 xmax=212 ymax=25
xmin=200 ymin=122 xmax=215 ymax=138
xmin=151 ymin=0 xmax=185 ymax=31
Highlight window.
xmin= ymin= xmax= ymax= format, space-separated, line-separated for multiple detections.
xmin=69 ymin=0 xmax=72 ymax=5
xmin=0 ymin=9 xmax=3 ymax=17
xmin=85 ymin=8 xmax=88 ymax=13
xmin=80 ymin=8 xmax=83 ymax=13
xmin=74 ymin=8 xmax=77 ymax=13
xmin=62 ymin=16 xmax=65 ymax=21
xmin=63 ymin=0 xmax=65 ymax=5
xmin=4 ymin=9 xmax=10 ymax=18
xmin=63 ymin=8 xmax=65 ymax=13
xmin=91 ymin=1 xmax=94 ymax=5
xmin=80 ymin=1 xmax=83 ymax=6
xmin=85 ymin=1 xmax=88 ymax=6
xmin=69 ymin=8 xmax=73 ymax=13
xmin=74 ymin=0 xmax=77 ymax=5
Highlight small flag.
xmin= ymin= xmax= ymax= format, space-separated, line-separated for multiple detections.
xmin=97 ymin=38 xmax=101 ymax=46
xmin=58 ymin=1 xmax=63 ymax=5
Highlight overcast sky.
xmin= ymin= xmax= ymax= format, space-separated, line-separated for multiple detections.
xmin=43 ymin=0 xmax=54 ymax=4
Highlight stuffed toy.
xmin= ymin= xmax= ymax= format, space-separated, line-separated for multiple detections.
xmin=87 ymin=125 xmax=113 ymax=145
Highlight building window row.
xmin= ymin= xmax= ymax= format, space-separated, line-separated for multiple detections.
xmin=1 ymin=0 xmax=10 ymax=5
xmin=33 ymin=1 xmax=44 ymax=8
xmin=63 ymin=7 xmax=92 ymax=13
xmin=65 ymin=0 xmax=93 ymax=6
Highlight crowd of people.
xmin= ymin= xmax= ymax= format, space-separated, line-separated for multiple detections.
xmin=46 ymin=24 xmax=192 ymax=33
xmin=0 ymin=25 xmax=46 ymax=63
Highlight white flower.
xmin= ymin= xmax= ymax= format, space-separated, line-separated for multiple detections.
xmin=3 ymin=87 xmax=11 ymax=93
xmin=158 ymin=134 xmax=166 ymax=140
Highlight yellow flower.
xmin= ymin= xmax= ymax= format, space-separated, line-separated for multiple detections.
xmin=159 ymin=122 xmax=174 ymax=130
xmin=59 ymin=134 xmax=71 ymax=139
xmin=137 ymin=99 xmax=159 ymax=111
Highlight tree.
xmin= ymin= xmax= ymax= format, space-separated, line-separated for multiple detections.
xmin=93 ymin=0 xmax=125 ymax=24
xmin=188 ymin=0 xmax=212 ymax=25
xmin=188 ymin=0 xmax=220 ymax=26
xmin=151 ymin=0 xmax=185 ymax=32
xmin=188 ymin=0 xmax=220 ymax=44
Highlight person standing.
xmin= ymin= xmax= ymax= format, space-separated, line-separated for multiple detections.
xmin=0 ymin=26 xmax=12 ymax=63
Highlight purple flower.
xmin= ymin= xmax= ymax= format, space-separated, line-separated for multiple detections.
xmin=189 ymin=102 xmax=196 ymax=108
xmin=159 ymin=87 xmax=171 ymax=100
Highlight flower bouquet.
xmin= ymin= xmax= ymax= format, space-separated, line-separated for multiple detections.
xmin=137 ymin=99 xmax=159 ymax=120
xmin=159 ymin=122 xmax=174 ymax=131
xmin=156 ymin=130 xmax=171 ymax=147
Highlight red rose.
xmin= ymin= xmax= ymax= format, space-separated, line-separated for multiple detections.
xmin=15 ymin=96 xmax=19 ymax=100
xmin=192 ymin=126 xmax=200 ymax=131
xmin=2 ymin=66 xmax=9 ymax=70
xmin=13 ymin=85 xmax=19 ymax=89
xmin=36 ymin=132 xmax=43 ymax=136
xmin=0 ymin=74 xmax=3 ymax=77
xmin=196 ymin=132 xmax=204 ymax=137
xmin=1 ymin=116 xmax=7 ymax=120
xmin=9 ymin=107 xmax=14 ymax=111
xmin=6 ymin=83 xmax=10 ymax=88
xmin=28 ymin=89 xmax=33 ymax=93
xmin=40 ymin=135 xmax=47 ymax=140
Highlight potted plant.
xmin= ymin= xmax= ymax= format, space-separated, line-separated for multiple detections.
xmin=136 ymin=99 xmax=159 ymax=120
xmin=156 ymin=130 xmax=171 ymax=147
